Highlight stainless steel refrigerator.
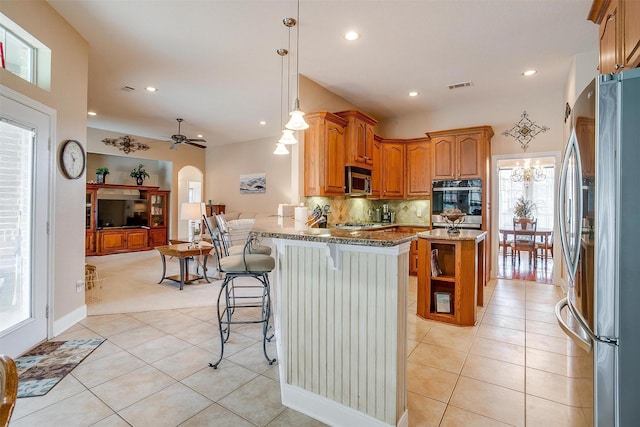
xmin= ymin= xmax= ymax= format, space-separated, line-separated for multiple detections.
xmin=556 ymin=68 xmax=640 ymax=426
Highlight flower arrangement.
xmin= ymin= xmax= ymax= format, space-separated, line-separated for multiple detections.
xmin=130 ymin=164 xmax=150 ymax=185
xmin=95 ymin=167 xmax=109 ymax=176
xmin=513 ymin=196 xmax=536 ymax=218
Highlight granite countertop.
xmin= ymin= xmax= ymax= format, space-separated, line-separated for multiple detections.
xmin=417 ymin=228 xmax=487 ymax=241
xmin=251 ymin=217 xmax=417 ymax=247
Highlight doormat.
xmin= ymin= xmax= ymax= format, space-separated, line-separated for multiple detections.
xmin=15 ymin=338 xmax=105 ymax=398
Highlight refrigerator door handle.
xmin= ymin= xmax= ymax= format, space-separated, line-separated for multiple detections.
xmin=555 ymin=298 xmax=592 ymax=353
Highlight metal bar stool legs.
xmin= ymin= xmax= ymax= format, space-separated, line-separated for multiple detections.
xmin=209 ymin=270 xmax=276 ymax=369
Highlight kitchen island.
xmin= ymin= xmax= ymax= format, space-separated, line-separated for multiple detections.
xmin=416 ymin=229 xmax=487 ymax=326
xmin=251 ymin=217 xmax=415 ymax=427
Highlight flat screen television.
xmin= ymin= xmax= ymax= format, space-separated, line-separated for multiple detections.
xmin=97 ymin=199 xmax=148 ymax=228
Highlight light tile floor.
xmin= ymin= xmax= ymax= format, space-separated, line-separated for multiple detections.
xmin=11 ymin=265 xmax=592 ymax=426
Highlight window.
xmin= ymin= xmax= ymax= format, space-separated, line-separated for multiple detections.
xmin=0 ymin=14 xmax=51 ymax=91
xmin=0 ymin=24 xmax=35 ymax=83
xmin=498 ymin=165 xmax=555 ymax=230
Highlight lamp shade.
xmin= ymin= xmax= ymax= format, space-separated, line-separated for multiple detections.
xmin=273 ymin=143 xmax=290 ymax=155
xmin=180 ymin=202 xmax=202 ymax=221
xmin=285 ymin=107 xmax=309 ymax=131
xmin=278 ymin=129 xmax=298 ymax=145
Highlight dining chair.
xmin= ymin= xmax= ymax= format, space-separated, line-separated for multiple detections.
xmin=536 ymin=231 xmax=554 ymax=260
xmin=0 ymin=354 xmax=18 ymax=427
xmin=512 ymin=218 xmax=538 ymax=267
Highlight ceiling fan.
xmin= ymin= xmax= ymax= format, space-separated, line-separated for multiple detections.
xmin=169 ymin=118 xmax=207 ymax=149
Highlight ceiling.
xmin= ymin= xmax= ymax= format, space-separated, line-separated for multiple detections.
xmin=47 ymin=0 xmax=597 ymax=148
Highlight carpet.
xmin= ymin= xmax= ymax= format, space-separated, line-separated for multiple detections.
xmin=15 ymin=338 xmax=105 ymax=398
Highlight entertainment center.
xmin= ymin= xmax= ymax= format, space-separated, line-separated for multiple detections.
xmin=86 ymin=183 xmax=170 ymax=255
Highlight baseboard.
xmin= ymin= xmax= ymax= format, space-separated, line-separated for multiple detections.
xmin=281 ymin=383 xmax=404 ymax=427
xmin=52 ymin=304 xmax=87 ymax=337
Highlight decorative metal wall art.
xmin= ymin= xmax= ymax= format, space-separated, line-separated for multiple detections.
xmin=102 ymin=136 xmax=150 ymax=154
xmin=502 ymin=111 xmax=549 ymax=151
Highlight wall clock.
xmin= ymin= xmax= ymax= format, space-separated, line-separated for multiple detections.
xmin=59 ymin=139 xmax=86 ymax=179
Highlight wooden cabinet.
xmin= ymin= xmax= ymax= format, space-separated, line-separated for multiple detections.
xmin=405 ymin=138 xmax=432 ymax=198
xmin=380 ymin=140 xmax=405 ymax=199
xmin=98 ymin=228 xmax=149 ymax=254
xmin=416 ymin=231 xmax=486 ymax=326
xmin=205 ymin=204 xmax=225 ymax=216
xmin=336 ymin=110 xmax=377 ymax=169
xmin=590 ymin=0 xmax=640 ymax=74
xmin=148 ymin=190 xmax=169 ymax=247
xmin=397 ymin=226 xmax=430 ymax=275
xmin=86 ymin=189 xmax=97 ymax=255
xmin=304 ymin=112 xmax=348 ymax=196
xmin=575 ymin=117 xmax=596 ymax=178
xmin=86 ymin=184 xmax=170 ymax=255
xmin=369 ymin=135 xmax=382 ymax=198
xmin=429 ymin=127 xmax=492 ymax=180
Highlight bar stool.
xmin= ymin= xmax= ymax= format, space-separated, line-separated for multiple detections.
xmin=204 ymin=220 xmax=276 ymax=369
xmin=214 ymin=214 xmax=271 ymax=256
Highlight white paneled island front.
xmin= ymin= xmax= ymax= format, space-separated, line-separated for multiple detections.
xmin=252 ymin=218 xmax=416 ymax=427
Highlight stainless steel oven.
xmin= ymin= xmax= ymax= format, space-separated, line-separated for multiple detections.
xmin=431 ymin=179 xmax=482 ymax=229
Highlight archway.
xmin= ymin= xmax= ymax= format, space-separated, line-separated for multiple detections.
xmin=177 ymin=165 xmax=204 ymax=239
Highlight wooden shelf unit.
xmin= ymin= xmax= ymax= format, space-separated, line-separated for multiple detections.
xmin=86 ymin=184 xmax=170 ymax=255
xmin=417 ymin=230 xmax=486 ymax=326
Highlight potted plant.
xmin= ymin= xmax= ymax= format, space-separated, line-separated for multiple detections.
xmin=513 ymin=196 xmax=536 ymax=218
xmin=96 ymin=167 xmax=109 ymax=184
xmin=130 ymin=164 xmax=150 ymax=185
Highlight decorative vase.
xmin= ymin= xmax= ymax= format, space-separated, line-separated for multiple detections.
xmin=136 ymin=177 xmax=143 ymax=185
xmin=97 ymin=174 xmax=104 ymax=184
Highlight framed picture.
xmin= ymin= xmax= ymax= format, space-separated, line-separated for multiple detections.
xmin=434 ymin=292 xmax=452 ymax=314
xmin=239 ymin=173 xmax=266 ymax=194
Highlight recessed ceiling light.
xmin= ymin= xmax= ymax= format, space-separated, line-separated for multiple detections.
xmin=344 ymin=31 xmax=360 ymax=41
xmin=88 ymin=111 xmax=97 ymax=116
xmin=522 ymin=70 xmax=537 ymax=76
xmin=408 ymin=91 xmax=419 ymax=97
xmin=259 ymin=121 xmax=267 ymax=125
xmin=197 ymin=134 xmax=204 ymax=138
xmin=145 ymin=86 xmax=158 ymax=92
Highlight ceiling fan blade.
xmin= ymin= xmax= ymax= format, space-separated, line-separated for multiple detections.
xmin=185 ymin=141 xmax=207 ymax=149
xmin=188 ymin=138 xmax=206 ymax=142
xmin=169 ymin=142 xmax=179 ymax=150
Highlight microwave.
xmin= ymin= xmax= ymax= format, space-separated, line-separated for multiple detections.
xmin=345 ymin=166 xmax=372 ymax=196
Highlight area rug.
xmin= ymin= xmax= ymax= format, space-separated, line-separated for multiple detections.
xmin=15 ymin=338 xmax=105 ymax=398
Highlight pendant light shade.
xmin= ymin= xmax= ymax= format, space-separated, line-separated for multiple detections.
xmin=279 ymin=129 xmax=298 ymax=144
xmin=273 ymin=143 xmax=289 ymax=155
xmin=285 ymin=99 xmax=309 ymax=130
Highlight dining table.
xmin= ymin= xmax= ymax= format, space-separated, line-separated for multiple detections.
xmin=499 ymin=226 xmax=553 ymax=259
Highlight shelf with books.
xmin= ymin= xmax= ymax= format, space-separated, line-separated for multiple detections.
xmin=416 ymin=229 xmax=487 ymax=326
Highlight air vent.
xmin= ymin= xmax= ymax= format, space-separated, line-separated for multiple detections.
xmin=120 ymin=86 xmax=135 ymax=92
xmin=448 ymin=81 xmax=473 ymax=90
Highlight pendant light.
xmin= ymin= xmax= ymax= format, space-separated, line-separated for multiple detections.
xmin=274 ymin=48 xmax=291 ymax=155
xmin=284 ymin=1 xmax=309 ymax=131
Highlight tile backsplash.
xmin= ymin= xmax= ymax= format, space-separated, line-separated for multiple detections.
xmin=305 ymin=197 xmax=431 ymax=226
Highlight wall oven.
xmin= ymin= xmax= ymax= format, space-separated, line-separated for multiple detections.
xmin=431 ymin=179 xmax=482 ymax=229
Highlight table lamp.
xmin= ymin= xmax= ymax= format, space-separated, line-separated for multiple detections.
xmin=180 ymin=202 xmax=203 ymax=245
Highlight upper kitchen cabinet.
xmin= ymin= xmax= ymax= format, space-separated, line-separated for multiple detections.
xmin=335 ymin=110 xmax=378 ymax=169
xmin=304 ymin=111 xmax=349 ymax=196
xmin=405 ymin=137 xmax=432 ymax=198
xmin=369 ymin=134 xmax=382 ymax=198
xmin=589 ymin=0 xmax=640 ymax=74
xmin=428 ymin=126 xmax=494 ymax=180
xmin=380 ymin=139 xmax=405 ymax=199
